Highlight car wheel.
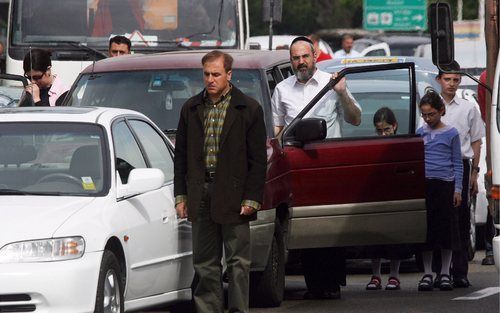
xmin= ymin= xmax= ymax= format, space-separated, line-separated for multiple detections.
xmin=467 ymin=197 xmax=477 ymax=261
xmin=94 ymin=251 xmax=124 ymax=313
xmin=249 ymin=219 xmax=285 ymax=308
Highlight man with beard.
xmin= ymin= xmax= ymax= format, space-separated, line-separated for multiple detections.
xmin=271 ymin=36 xmax=361 ymax=299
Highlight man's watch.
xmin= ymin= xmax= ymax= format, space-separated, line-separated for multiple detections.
xmin=472 ymin=166 xmax=480 ymax=173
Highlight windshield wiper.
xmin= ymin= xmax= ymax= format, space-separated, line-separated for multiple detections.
xmin=0 ymin=189 xmax=65 ymax=196
xmin=25 ymin=40 xmax=108 ymax=60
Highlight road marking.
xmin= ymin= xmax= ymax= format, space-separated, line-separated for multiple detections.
xmin=452 ymin=287 xmax=500 ymax=300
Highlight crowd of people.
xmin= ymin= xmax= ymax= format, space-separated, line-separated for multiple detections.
xmin=6 ymin=31 xmax=495 ymax=312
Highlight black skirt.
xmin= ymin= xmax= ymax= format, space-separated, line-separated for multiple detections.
xmin=421 ymin=179 xmax=461 ymax=251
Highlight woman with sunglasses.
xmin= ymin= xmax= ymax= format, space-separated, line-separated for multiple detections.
xmin=23 ymin=49 xmax=69 ymax=106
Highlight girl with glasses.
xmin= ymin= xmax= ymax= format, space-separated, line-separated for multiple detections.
xmin=416 ymin=91 xmax=463 ymax=291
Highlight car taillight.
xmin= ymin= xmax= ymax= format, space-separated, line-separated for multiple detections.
xmin=492 ymin=185 xmax=500 ymax=225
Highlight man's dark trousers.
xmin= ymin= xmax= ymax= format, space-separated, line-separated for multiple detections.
xmin=192 ymin=181 xmax=251 ymax=313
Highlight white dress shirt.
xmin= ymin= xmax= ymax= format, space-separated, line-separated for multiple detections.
xmin=333 ymin=49 xmax=362 ymax=59
xmin=271 ymin=69 xmax=360 ymax=138
xmin=440 ymin=95 xmax=485 ymax=159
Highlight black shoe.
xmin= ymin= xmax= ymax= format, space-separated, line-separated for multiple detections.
xmin=482 ymin=255 xmax=495 ymax=265
xmin=453 ymin=277 xmax=471 ymax=288
xmin=418 ymin=274 xmax=434 ymax=291
xmin=303 ymin=289 xmax=341 ymax=300
xmin=438 ymin=274 xmax=453 ymax=291
xmin=324 ymin=290 xmax=341 ymax=300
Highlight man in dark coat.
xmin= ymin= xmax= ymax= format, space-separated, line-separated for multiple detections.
xmin=174 ymin=50 xmax=267 ymax=313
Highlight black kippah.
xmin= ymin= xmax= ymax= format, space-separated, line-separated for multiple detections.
xmin=290 ymin=36 xmax=313 ymax=46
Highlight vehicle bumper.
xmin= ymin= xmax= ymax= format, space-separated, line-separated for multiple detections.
xmin=0 ymin=251 xmax=103 ymax=313
xmin=493 ymin=235 xmax=500 ymax=272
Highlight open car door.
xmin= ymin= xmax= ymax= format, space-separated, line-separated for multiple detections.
xmin=282 ymin=62 xmax=426 ymax=249
xmin=0 ymin=74 xmax=34 ymax=107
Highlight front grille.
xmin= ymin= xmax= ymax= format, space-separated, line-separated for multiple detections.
xmin=0 ymin=305 xmax=36 ymax=312
xmin=0 ymin=295 xmax=31 ymax=302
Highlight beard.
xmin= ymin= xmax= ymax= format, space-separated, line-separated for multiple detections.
xmin=293 ymin=64 xmax=315 ymax=82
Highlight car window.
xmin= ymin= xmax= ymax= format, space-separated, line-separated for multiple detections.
xmin=68 ymin=69 xmax=265 ymax=132
xmin=267 ymin=71 xmax=277 ymax=96
xmin=302 ymin=67 xmax=413 ymax=139
xmin=279 ymin=66 xmax=294 ymax=79
xmin=0 ymin=122 xmax=106 ymax=195
xmin=112 ymin=120 xmax=147 ymax=184
xmin=365 ymin=49 xmax=387 ymax=56
xmin=128 ymin=119 xmax=174 ymax=183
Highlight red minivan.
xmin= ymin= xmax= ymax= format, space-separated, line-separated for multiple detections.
xmin=65 ymin=51 xmax=426 ymax=307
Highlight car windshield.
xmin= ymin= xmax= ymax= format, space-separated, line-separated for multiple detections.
xmin=66 ymin=69 xmax=265 ymax=132
xmin=0 ymin=122 xmax=107 ymax=196
xmin=11 ymin=0 xmax=238 ymax=50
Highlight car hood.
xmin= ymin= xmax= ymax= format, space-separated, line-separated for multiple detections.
xmin=0 ymin=196 xmax=95 ymax=248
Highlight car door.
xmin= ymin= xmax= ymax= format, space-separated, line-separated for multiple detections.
xmin=112 ymin=118 xmax=187 ymax=300
xmin=127 ymin=118 xmax=193 ymax=293
xmin=282 ymin=63 xmax=427 ymax=249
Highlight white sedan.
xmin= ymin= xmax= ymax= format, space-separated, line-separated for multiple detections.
xmin=0 ymin=107 xmax=194 ymax=312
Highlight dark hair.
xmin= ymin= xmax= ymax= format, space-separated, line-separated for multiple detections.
xmin=201 ymin=50 xmax=233 ymax=72
xmin=342 ymin=34 xmax=354 ymax=42
xmin=109 ymin=35 xmax=131 ymax=50
xmin=373 ymin=107 xmax=397 ymax=133
xmin=419 ymin=91 xmax=445 ymax=113
xmin=437 ymin=60 xmax=461 ymax=77
xmin=23 ymin=49 xmax=52 ymax=73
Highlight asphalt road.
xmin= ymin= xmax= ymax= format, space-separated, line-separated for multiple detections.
xmin=141 ymin=251 xmax=499 ymax=313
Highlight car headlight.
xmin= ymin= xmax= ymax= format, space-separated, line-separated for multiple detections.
xmin=0 ymin=237 xmax=85 ymax=263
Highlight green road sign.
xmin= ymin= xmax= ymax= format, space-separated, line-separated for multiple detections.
xmin=363 ymin=0 xmax=427 ymax=31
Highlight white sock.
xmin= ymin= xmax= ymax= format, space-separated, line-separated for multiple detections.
xmin=371 ymin=259 xmax=382 ymax=277
xmin=422 ymin=251 xmax=433 ymax=275
xmin=441 ymin=249 xmax=452 ymax=276
xmin=389 ymin=259 xmax=401 ymax=278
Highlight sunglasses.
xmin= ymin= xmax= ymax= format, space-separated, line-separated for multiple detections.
xmin=24 ymin=67 xmax=50 ymax=81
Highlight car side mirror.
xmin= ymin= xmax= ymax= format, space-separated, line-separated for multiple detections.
xmin=117 ymin=168 xmax=164 ymax=199
xmin=291 ymin=118 xmax=326 ymax=146
xmin=428 ymin=2 xmax=454 ymax=66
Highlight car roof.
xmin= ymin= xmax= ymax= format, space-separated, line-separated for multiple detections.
xmin=0 ymin=106 xmax=146 ymax=124
xmin=317 ymin=56 xmax=439 ymax=73
xmin=81 ymin=49 xmax=290 ymax=73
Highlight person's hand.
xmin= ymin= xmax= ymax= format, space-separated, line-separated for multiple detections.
xmin=25 ymin=83 xmax=41 ymax=102
xmin=470 ymin=171 xmax=479 ymax=196
xmin=176 ymin=202 xmax=188 ymax=219
xmin=331 ymin=72 xmax=346 ymax=93
xmin=453 ymin=192 xmax=462 ymax=207
xmin=240 ymin=205 xmax=256 ymax=216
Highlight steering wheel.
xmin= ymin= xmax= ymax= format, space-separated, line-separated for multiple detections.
xmin=36 ymin=173 xmax=82 ymax=186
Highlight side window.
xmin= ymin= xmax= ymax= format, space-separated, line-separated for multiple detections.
xmin=266 ymin=71 xmax=277 ymax=96
xmin=280 ymin=65 xmax=294 ymax=79
xmin=112 ymin=120 xmax=147 ymax=184
xmin=128 ymin=120 xmax=174 ymax=182
xmin=303 ymin=67 xmax=412 ymax=139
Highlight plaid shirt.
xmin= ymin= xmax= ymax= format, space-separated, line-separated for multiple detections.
xmin=175 ymin=87 xmax=261 ymax=211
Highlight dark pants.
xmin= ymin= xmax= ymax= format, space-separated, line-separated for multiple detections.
xmin=451 ymin=160 xmax=471 ymax=280
xmin=192 ymin=182 xmax=251 ymax=313
xmin=485 ymin=210 xmax=496 ymax=256
xmin=301 ymin=247 xmax=346 ymax=292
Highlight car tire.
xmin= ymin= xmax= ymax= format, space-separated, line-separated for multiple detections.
xmin=94 ymin=250 xmax=124 ymax=313
xmin=249 ymin=219 xmax=285 ymax=308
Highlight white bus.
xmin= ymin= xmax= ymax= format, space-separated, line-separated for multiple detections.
xmin=6 ymin=0 xmax=249 ymax=84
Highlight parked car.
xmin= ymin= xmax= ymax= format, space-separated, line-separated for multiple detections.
xmin=318 ymin=56 xmax=488 ymax=260
xmin=354 ymin=35 xmax=431 ymax=57
xmin=0 ymin=74 xmax=29 ymax=107
xmin=246 ymin=35 xmax=334 ymax=58
xmin=0 ymin=107 xmax=193 ymax=312
xmin=65 ymin=50 xmax=430 ymax=300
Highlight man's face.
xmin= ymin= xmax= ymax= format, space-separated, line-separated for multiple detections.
xmin=436 ymin=73 xmax=461 ymax=98
xmin=109 ymin=43 xmax=130 ymax=57
xmin=342 ymin=37 xmax=354 ymax=53
xmin=203 ymin=57 xmax=231 ymax=99
xmin=290 ymin=41 xmax=316 ymax=83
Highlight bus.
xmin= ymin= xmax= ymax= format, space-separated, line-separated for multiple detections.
xmin=6 ymin=0 xmax=249 ymax=84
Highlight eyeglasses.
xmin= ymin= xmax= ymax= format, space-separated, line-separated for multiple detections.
xmin=420 ymin=111 xmax=438 ymax=119
xmin=24 ymin=67 xmax=50 ymax=81
xmin=24 ymin=72 xmax=45 ymax=81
